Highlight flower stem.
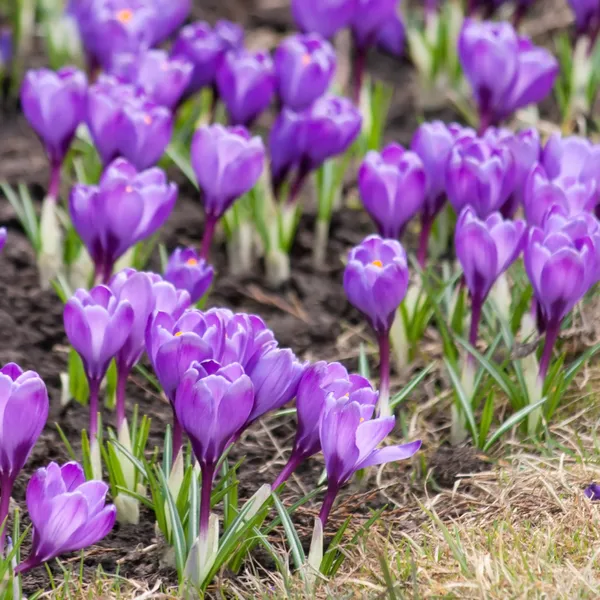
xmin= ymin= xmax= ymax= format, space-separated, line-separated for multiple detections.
xmin=271 ymin=452 xmax=304 ymax=490
xmin=467 ymin=296 xmax=483 ymax=367
xmin=48 ymin=160 xmax=61 ymax=201
xmin=172 ymin=404 xmax=183 ymax=460
xmin=88 ymin=377 xmax=101 ymax=444
xmin=377 ymin=333 xmax=392 ymax=417
xmin=116 ymin=365 xmax=128 ymax=434
xmin=417 ymin=214 xmax=434 ymax=269
xmin=538 ymin=321 xmax=560 ymax=383
xmin=200 ymin=216 xmax=217 ymax=260
xmin=0 ymin=474 xmax=13 ymax=555
xmin=199 ymin=463 xmax=215 ymax=542
xmin=352 ymin=46 xmax=367 ymax=106
xmin=318 ymin=484 xmax=339 ymax=529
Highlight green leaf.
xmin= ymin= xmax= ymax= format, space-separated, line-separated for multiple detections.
xmin=68 ymin=349 xmax=89 ymax=406
xmin=358 ymin=343 xmax=371 ymax=379
xmin=104 ymin=360 xmax=117 ymax=410
xmin=444 ymin=358 xmax=479 ymax=447
xmin=320 ymin=517 xmax=351 ymax=576
xmin=55 ymin=423 xmax=77 ymax=461
xmin=389 ymin=363 xmax=435 ymax=410
xmin=478 ymin=390 xmax=495 ymax=449
xmin=81 ymin=431 xmax=94 ymax=481
xmin=187 ymin=469 xmax=199 ymax=552
xmin=222 ymin=460 xmax=239 ymax=531
xmin=166 ymin=143 xmax=198 ymax=189
xmin=272 ymin=493 xmax=305 ymax=572
xmin=482 ymin=397 xmax=547 ymax=452
xmin=163 ymin=425 xmax=173 ymax=476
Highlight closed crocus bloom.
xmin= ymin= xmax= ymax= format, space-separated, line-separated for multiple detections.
xmin=216 ymin=49 xmax=276 ymax=127
xmin=275 ymin=33 xmax=336 ymax=111
xmin=458 ymin=20 xmax=558 ymax=129
xmin=112 ymin=49 xmax=193 ymax=109
xmin=585 ymin=483 xmax=600 ymax=500
xmin=351 ymin=0 xmax=397 ymax=50
xmin=446 ymin=137 xmax=515 ymax=219
xmin=21 ymin=67 xmax=87 ymax=167
xmin=303 ymin=95 xmax=362 ymax=169
xmin=541 ymin=134 xmax=595 ymax=182
xmin=64 ymin=286 xmax=134 ymax=382
xmin=148 ymin=274 xmax=191 ymax=320
xmin=455 ymin=207 xmax=526 ymax=305
xmin=152 ymin=0 xmax=190 ymax=44
xmin=272 ymin=363 xmax=377 ymax=488
xmin=343 ymin=235 xmax=409 ymax=335
xmin=318 ymin=394 xmax=421 ymax=526
xmin=523 ymin=164 xmax=598 ymax=227
xmin=375 ymin=9 xmax=405 ymax=56
xmin=568 ymin=0 xmax=600 ymax=37
xmin=269 ymin=107 xmax=306 ymax=193
xmin=291 ymin=0 xmax=356 ymax=39
xmin=70 ymin=158 xmax=177 ymax=281
xmin=16 ymin=462 xmax=116 ymax=574
xmin=120 ymin=95 xmax=173 ymax=170
xmin=359 ymin=143 xmax=426 ymax=239
xmin=164 ymin=247 xmax=214 ymax=304
xmin=87 ymin=76 xmax=136 ymax=166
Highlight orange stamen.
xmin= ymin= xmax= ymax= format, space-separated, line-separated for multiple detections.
xmin=116 ymin=9 xmax=133 ymax=24
xmin=186 ymin=258 xmax=199 ymax=266
xmin=371 ymin=259 xmax=383 ymax=268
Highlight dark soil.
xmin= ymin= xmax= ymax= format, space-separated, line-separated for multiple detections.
xmin=0 ymin=1 xmax=476 ymax=596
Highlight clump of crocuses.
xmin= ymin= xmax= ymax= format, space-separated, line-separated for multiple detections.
xmin=343 ymin=235 xmax=410 ymax=417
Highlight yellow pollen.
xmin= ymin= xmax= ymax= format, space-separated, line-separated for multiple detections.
xmin=186 ymin=258 xmax=199 ymax=266
xmin=301 ymin=53 xmax=311 ymax=66
xmin=143 ymin=114 xmax=152 ymax=125
xmin=116 ymin=9 xmax=134 ymax=24
xmin=372 ymin=259 xmax=383 ymax=268
xmin=343 ymin=393 xmax=349 ymax=398
xmin=360 ymin=417 xmax=365 ymax=423
xmin=175 ymin=331 xmax=184 ymax=337
xmin=125 ymin=185 xmax=133 ymax=193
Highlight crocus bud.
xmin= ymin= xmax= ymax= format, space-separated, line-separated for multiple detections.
xmin=568 ymin=0 xmax=600 ymax=38
xmin=172 ymin=20 xmax=244 ymax=95
xmin=244 ymin=347 xmax=305 ymax=423
xmin=455 ymin=207 xmax=526 ymax=304
xmin=70 ymin=158 xmax=177 ymax=281
xmin=302 ymin=95 xmax=362 ymax=170
xmin=275 ymin=33 xmax=336 ymax=111
xmin=152 ymin=0 xmax=191 ymax=44
xmin=410 ymin=121 xmax=457 ymax=221
xmin=120 ymin=95 xmax=173 ymax=170
xmin=164 ymin=247 xmax=214 ymax=304
xmin=317 ymin=394 xmax=421 ymax=526
xmin=458 ymin=19 xmax=558 ymax=128
xmin=176 ymin=362 xmax=254 ymax=469
xmin=0 ymin=364 xmax=49 ymax=485
xmin=446 ymin=137 xmax=515 ymax=219
xmin=64 ymin=285 xmax=134 ymax=382
xmin=584 ymin=483 xmax=600 ymax=500
xmin=269 ymin=108 xmax=306 ymax=192
xmin=16 ymin=462 xmax=116 ymax=574
xmin=191 ymin=124 xmax=265 ymax=220
xmin=111 ymin=49 xmax=193 ymax=109
xmin=524 ymin=226 xmax=596 ymax=332
xmin=351 ymin=0 xmax=397 ymax=50
xmin=216 ymin=49 xmax=276 ymax=127
xmin=87 ymin=76 xmax=136 ymax=166
xmin=343 ymin=235 xmax=409 ymax=335
xmin=291 ymin=0 xmax=356 ymax=39
xmin=375 ymin=9 xmax=405 ymax=56
xmin=21 ymin=67 xmax=87 ymax=167
xmin=359 ymin=143 xmax=427 ymax=238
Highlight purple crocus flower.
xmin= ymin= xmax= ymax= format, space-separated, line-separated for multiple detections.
xmin=524 ymin=224 xmax=596 ymax=379
xmin=410 ymin=121 xmax=459 ymax=267
xmin=175 ymin=362 xmax=253 ymax=544
xmin=291 ymin=0 xmax=356 ymax=40
xmin=541 ymin=134 xmax=596 ymax=183
xmin=0 ymin=228 xmax=6 ymax=253
xmin=69 ymin=158 xmax=177 ymax=282
xmin=111 ymin=49 xmax=193 ymax=109
xmin=318 ymin=394 xmax=421 ymax=527
xmin=0 ymin=27 xmax=12 ymax=73
xmin=272 ymin=363 xmax=377 ymax=489
xmin=172 ymin=20 xmax=244 ymax=96
xmin=275 ymin=33 xmax=336 ymax=112
xmin=568 ymin=0 xmax=600 ymax=39
xmin=120 ymin=94 xmax=173 ymax=170
xmin=523 ymin=164 xmax=598 ymax=227
xmin=375 ymin=9 xmax=405 ymax=56
xmin=15 ymin=462 xmax=116 ymax=574
xmin=351 ymin=0 xmax=397 ymax=51
xmin=164 ymin=247 xmax=214 ymax=304
xmin=216 ymin=49 xmax=276 ymax=127
xmin=191 ymin=125 xmax=265 ymax=258
xmin=21 ymin=67 xmax=87 ymax=196
xmin=455 ymin=207 xmax=526 ymax=358
xmin=584 ymin=483 xmax=600 ymax=500
xmin=343 ymin=235 xmax=409 ymax=416
xmin=446 ymin=136 xmax=515 ymax=219
xmin=458 ymin=19 xmax=558 ymax=132
xmin=64 ymin=285 xmax=134 ymax=455
xmin=0 ymin=363 xmax=49 ymax=552
xmin=151 ymin=0 xmax=191 ymax=45
xmin=358 ymin=143 xmax=427 ymax=239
